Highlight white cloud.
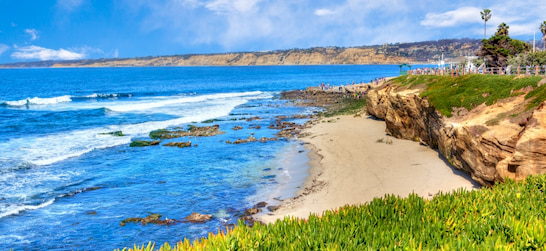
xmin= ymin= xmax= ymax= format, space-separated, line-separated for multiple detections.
xmin=25 ymin=29 xmax=39 ymax=41
xmin=315 ymin=8 xmax=335 ymax=16
xmin=11 ymin=45 xmax=85 ymax=61
xmin=420 ymin=2 xmax=546 ymax=37
xmin=508 ymin=23 xmax=540 ymax=36
xmin=421 ymin=6 xmax=482 ymax=28
xmin=0 ymin=44 xmax=9 ymax=56
xmin=129 ymin=0 xmax=545 ymax=54
xmin=205 ymin=0 xmax=261 ymax=14
xmin=56 ymin=0 xmax=84 ymax=12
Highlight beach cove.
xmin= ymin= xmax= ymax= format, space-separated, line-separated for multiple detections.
xmin=259 ymin=112 xmax=480 ymax=223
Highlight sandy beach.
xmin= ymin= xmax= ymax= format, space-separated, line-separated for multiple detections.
xmin=259 ymin=114 xmax=480 ymax=223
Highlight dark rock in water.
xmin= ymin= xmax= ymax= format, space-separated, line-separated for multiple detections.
xmin=202 ymin=118 xmax=223 ymax=123
xmin=141 ymin=213 xmax=162 ymax=225
xmin=251 ymin=125 xmax=262 ymax=129
xmin=291 ymin=114 xmax=312 ymax=119
xmin=267 ymin=205 xmax=280 ymax=212
xmin=256 ymin=202 xmax=267 ymax=208
xmin=120 ymin=213 xmax=177 ymax=226
xmin=226 ymin=136 xmax=278 ymax=144
xmin=232 ymin=136 xmax=257 ymax=144
xmin=184 ymin=212 xmax=213 ymax=223
xmin=163 ymin=141 xmax=192 ymax=148
xmin=246 ymin=116 xmax=262 ymax=122
xmin=150 ymin=125 xmax=225 ymax=139
xmin=240 ymin=215 xmax=254 ymax=222
xmin=232 ymin=126 xmax=243 ymax=131
xmin=245 ymin=208 xmax=261 ymax=215
xmin=85 ymin=210 xmax=97 ymax=215
xmin=263 ymin=168 xmax=272 ymax=171
xmin=130 ymin=140 xmax=161 ymax=147
xmin=157 ymin=181 xmax=166 ymax=184
xmin=85 ymin=187 xmax=104 ymax=191
xmin=121 ymin=217 xmax=142 ymax=226
xmin=99 ymin=131 xmax=125 ymax=137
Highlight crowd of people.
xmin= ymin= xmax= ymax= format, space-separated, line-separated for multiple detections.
xmin=317 ymin=77 xmax=388 ymax=99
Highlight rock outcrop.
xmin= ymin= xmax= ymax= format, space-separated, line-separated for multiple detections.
xmin=366 ymin=83 xmax=546 ymax=186
xmin=184 ymin=212 xmax=213 ymax=223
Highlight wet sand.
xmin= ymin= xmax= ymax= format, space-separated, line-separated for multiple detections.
xmin=258 ymin=115 xmax=480 ymax=223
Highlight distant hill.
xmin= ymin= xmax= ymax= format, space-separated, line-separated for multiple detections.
xmin=0 ymin=38 xmax=481 ymax=68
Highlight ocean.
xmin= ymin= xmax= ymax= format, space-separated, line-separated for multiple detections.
xmin=0 ymin=65 xmax=401 ymax=250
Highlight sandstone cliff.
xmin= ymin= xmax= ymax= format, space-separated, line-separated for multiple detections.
xmin=50 ymin=47 xmax=409 ymax=68
xmin=0 ymin=38 xmax=481 ymax=68
xmin=366 ymin=77 xmax=546 ymax=186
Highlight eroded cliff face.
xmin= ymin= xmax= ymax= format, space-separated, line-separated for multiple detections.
xmin=50 ymin=48 xmax=410 ymax=67
xmin=366 ymin=84 xmax=546 ymax=186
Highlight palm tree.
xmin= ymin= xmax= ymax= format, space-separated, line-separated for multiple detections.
xmin=496 ymin=23 xmax=509 ymax=36
xmin=540 ymin=21 xmax=546 ymax=50
xmin=481 ymin=9 xmax=492 ymax=39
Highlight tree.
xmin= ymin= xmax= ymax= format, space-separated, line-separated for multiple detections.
xmin=481 ymin=9 xmax=492 ymax=39
xmin=539 ymin=21 xmax=546 ymax=50
xmin=476 ymin=24 xmax=531 ymax=67
xmin=496 ymin=23 xmax=509 ymax=37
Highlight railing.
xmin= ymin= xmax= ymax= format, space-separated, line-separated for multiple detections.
xmin=408 ymin=65 xmax=546 ymax=77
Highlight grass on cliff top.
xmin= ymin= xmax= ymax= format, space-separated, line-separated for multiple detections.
xmin=392 ymin=75 xmax=545 ymax=117
xmin=120 ymin=174 xmax=546 ymax=250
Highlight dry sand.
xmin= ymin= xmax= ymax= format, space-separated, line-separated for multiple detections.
xmin=258 ymin=114 xmax=480 ymax=223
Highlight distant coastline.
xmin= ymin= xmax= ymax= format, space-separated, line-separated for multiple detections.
xmin=0 ymin=38 xmax=480 ymax=68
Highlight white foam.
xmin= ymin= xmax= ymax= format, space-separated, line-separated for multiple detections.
xmin=0 ymin=198 xmax=55 ymax=218
xmin=83 ymin=93 xmax=117 ymax=98
xmin=105 ymin=91 xmax=264 ymax=113
xmin=0 ymin=234 xmax=31 ymax=245
xmin=4 ymin=95 xmax=72 ymax=106
xmin=0 ymin=91 xmax=264 ymax=167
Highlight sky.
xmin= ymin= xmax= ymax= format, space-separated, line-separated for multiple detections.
xmin=0 ymin=0 xmax=545 ymax=64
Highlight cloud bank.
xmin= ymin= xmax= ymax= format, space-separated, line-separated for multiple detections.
xmin=421 ymin=7 xmax=482 ymax=28
xmin=11 ymin=46 xmax=85 ymax=61
xmin=129 ymin=0 xmax=545 ymax=55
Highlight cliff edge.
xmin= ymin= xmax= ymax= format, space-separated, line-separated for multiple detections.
xmin=366 ymin=75 xmax=546 ymax=186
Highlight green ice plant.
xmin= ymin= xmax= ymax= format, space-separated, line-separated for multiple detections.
xmin=118 ymin=174 xmax=546 ymax=250
xmin=394 ymin=75 xmax=543 ymax=116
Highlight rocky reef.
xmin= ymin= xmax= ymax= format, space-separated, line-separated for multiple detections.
xmin=120 ymin=213 xmax=177 ymax=226
xmin=366 ymin=78 xmax=546 ymax=186
xmin=149 ymin=125 xmax=225 ymax=139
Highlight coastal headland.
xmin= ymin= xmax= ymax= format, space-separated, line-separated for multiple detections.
xmin=261 ymin=74 xmax=546 ymax=222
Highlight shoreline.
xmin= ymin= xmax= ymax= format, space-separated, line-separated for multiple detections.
xmin=258 ymin=114 xmax=481 ymax=224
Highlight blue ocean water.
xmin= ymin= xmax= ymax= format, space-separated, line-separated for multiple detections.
xmin=0 ymin=65 xmax=401 ymax=250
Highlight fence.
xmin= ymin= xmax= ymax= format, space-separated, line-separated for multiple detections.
xmin=408 ymin=65 xmax=546 ymax=77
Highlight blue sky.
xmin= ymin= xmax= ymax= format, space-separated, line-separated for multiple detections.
xmin=0 ymin=0 xmax=544 ymax=64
